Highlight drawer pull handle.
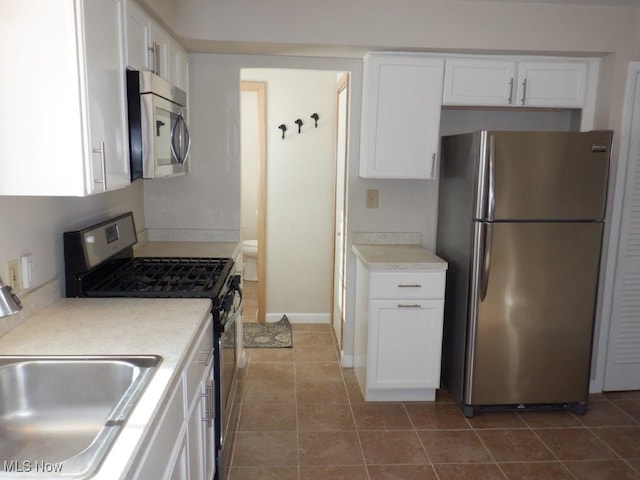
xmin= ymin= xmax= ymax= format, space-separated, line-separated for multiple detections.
xmin=397 ymin=304 xmax=422 ymax=308
xmin=398 ymin=284 xmax=421 ymax=288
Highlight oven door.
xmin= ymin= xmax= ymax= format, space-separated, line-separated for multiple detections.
xmin=216 ymin=278 xmax=242 ymax=480
xmin=139 ymin=92 xmax=191 ymax=179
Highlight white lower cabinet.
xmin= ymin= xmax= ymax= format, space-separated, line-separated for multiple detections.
xmin=134 ymin=317 xmax=215 ymax=480
xmin=354 ymin=262 xmax=446 ymax=401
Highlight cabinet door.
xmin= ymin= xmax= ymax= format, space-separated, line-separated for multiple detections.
xmin=516 ymin=61 xmax=588 ymax=108
xmin=203 ymin=374 xmax=216 ymax=480
xmin=368 ymin=299 xmax=444 ymax=389
xmin=443 ymin=58 xmax=517 ymax=106
xmin=125 ymin=0 xmax=151 ymax=70
xmin=167 ymin=39 xmax=180 ymax=87
xmin=82 ymin=0 xmax=130 ymax=193
xmin=360 ymin=54 xmax=444 ymax=179
xmin=150 ymin=22 xmax=169 ymax=78
xmin=167 ymin=436 xmax=189 ymax=480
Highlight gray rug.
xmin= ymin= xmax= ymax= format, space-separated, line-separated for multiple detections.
xmin=242 ymin=315 xmax=292 ymax=348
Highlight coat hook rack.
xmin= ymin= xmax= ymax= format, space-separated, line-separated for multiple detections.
xmin=278 ymin=124 xmax=287 ymax=139
xmin=294 ymin=119 xmax=303 ymax=133
xmin=310 ymin=113 xmax=319 ymax=128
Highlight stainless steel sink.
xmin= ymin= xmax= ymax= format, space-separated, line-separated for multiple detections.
xmin=0 ymin=355 xmax=162 ymax=478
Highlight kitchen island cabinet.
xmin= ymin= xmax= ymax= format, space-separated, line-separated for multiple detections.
xmin=0 ymin=297 xmax=213 ymax=480
xmin=352 ymin=244 xmax=447 ymax=401
xmin=0 ymin=0 xmax=130 ymax=196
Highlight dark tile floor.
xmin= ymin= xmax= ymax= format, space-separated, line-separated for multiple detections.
xmin=229 ymin=324 xmax=640 ymax=479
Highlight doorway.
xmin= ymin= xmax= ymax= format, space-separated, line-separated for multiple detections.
xmin=240 ymin=81 xmax=266 ymax=323
xmin=240 ymin=69 xmax=349 ymax=347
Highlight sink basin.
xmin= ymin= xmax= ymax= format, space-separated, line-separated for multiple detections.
xmin=0 ymin=355 xmax=162 ymax=478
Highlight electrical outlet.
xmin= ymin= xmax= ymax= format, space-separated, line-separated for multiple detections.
xmin=366 ymin=189 xmax=379 ymax=209
xmin=7 ymin=260 xmax=21 ymax=293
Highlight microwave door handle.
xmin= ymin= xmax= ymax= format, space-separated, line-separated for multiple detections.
xmin=181 ymin=114 xmax=192 ymax=167
xmin=170 ymin=113 xmax=191 ymax=168
xmin=169 ymin=114 xmax=180 ymax=164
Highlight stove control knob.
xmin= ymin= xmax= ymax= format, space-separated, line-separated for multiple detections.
xmin=85 ymin=235 xmax=96 ymax=244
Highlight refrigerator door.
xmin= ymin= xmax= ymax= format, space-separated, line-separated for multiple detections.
xmin=480 ymin=131 xmax=611 ymax=221
xmin=465 ymin=221 xmax=603 ymax=406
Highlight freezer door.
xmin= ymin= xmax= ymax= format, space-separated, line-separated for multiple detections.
xmin=483 ymin=131 xmax=611 ymax=221
xmin=466 ymin=221 xmax=603 ymax=406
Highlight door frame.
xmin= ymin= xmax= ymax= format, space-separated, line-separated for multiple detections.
xmin=332 ymin=73 xmax=350 ymax=351
xmin=240 ymin=81 xmax=267 ymax=323
xmin=597 ymin=61 xmax=640 ymax=391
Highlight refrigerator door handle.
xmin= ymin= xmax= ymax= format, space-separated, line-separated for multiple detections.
xmin=487 ymin=136 xmax=496 ymax=221
xmin=480 ymin=221 xmax=493 ymax=301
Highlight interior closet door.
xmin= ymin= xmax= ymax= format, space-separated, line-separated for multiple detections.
xmin=604 ymin=63 xmax=640 ymax=391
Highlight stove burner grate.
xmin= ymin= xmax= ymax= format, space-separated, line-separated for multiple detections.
xmin=82 ymin=257 xmax=233 ymax=298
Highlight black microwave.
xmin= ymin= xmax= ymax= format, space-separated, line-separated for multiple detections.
xmin=126 ymin=70 xmax=191 ymax=180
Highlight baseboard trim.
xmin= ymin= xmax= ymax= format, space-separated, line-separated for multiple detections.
xmin=341 ymin=353 xmax=354 ymax=368
xmin=265 ymin=313 xmax=331 ymax=324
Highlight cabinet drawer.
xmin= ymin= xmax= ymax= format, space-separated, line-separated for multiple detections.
xmin=369 ymin=271 xmax=444 ymax=299
xmin=185 ymin=316 xmax=214 ymax=404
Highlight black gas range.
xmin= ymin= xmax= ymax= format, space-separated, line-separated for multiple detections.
xmin=63 ymin=212 xmax=240 ymax=480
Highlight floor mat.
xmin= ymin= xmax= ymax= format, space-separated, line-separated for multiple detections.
xmin=242 ymin=314 xmax=293 ymax=348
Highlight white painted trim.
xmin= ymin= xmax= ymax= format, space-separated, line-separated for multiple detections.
xmin=593 ymin=61 xmax=640 ymax=393
xmin=341 ymin=353 xmax=354 ymax=368
xmin=265 ymin=313 xmax=331 ymax=324
xmin=579 ymin=58 xmax=599 ymax=131
xmin=238 ymin=349 xmax=247 ymax=369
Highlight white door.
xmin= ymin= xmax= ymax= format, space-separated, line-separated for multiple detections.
xmin=333 ymin=74 xmax=349 ymax=353
xmin=604 ymin=63 xmax=640 ymax=391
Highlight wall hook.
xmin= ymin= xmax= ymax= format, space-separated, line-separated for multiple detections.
xmin=278 ymin=124 xmax=287 ymax=139
xmin=310 ymin=113 xmax=319 ymax=128
xmin=294 ymin=119 xmax=303 ymax=133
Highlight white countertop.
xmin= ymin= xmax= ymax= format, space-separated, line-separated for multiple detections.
xmin=0 ymin=297 xmax=212 ymax=480
xmin=352 ymin=244 xmax=448 ymax=271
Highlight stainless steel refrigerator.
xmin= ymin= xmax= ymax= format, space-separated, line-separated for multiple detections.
xmin=436 ymin=130 xmax=612 ymax=417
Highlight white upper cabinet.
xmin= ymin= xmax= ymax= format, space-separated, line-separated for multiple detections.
xmin=443 ymin=58 xmax=517 ymax=106
xmin=124 ymin=0 xmax=152 ymax=71
xmin=168 ymin=37 xmax=189 ymax=92
xmin=149 ymin=22 xmax=169 ymax=78
xmin=443 ymin=56 xmax=589 ymax=108
xmin=516 ymin=60 xmax=588 ymax=108
xmin=0 ymin=0 xmax=130 ymax=196
xmin=125 ymin=0 xmax=188 ymax=91
xmin=360 ymin=53 xmax=445 ymax=179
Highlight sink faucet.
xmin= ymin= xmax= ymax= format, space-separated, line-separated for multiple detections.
xmin=0 ymin=278 xmax=22 ymax=317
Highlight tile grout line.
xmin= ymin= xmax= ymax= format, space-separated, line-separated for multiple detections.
xmin=335 ymin=330 xmax=372 ymax=480
xmin=402 ymin=402 xmax=441 ymax=479
xmin=523 ymin=418 xmax=580 ymax=480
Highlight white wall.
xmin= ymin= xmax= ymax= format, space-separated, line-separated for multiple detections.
xmin=0 ymin=183 xmax=145 ymax=296
xmin=240 ymin=89 xmax=259 ymax=241
xmin=241 ymin=68 xmax=338 ymax=318
xmin=145 ymin=0 xmax=640 ymax=136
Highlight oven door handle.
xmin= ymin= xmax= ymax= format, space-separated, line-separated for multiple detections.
xmin=226 ymin=296 xmax=243 ymax=326
xmin=221 ymin=287 xmax=243 ymax=329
